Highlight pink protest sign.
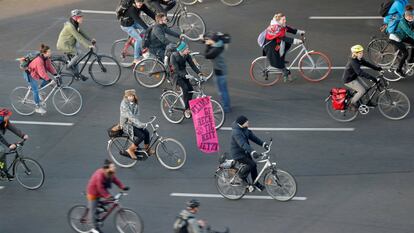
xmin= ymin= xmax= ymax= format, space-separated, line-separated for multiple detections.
xmin=189 ymin=97 xmax=219 ymax=153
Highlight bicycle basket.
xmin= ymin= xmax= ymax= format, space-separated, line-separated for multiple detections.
xmin=107 ymin=123 xmax=123 ymax=138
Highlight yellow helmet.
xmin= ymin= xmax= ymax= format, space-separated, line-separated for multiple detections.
xmin=351 ymin=44 xmax=364 ymax=53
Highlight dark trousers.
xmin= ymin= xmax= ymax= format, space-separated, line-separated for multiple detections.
xmin=390 ymin=38 xmax=414 ymax=70
xmin=132 ymin=127 xmax=150 ymax=146
xmin=176 ymin=77 xmax=193 ymax=109
xmin=147 ymin=0 xmax=176 ymax=14
xmin=236 ymin=156 xmax=258 ymax=183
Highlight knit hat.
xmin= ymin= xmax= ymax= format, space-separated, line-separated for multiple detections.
xmin=124 ymin=89 xmax=136 ymax=96
xmin=235 ymin=115 xmax=248 ymax=125
xmin=176 ymin=41 xmax=188 ymax=52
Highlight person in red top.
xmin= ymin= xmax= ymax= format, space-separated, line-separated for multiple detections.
xmin=263 ymin=13 xmax=305 ymax=82
xmin=86 ymin=159 xmax=129 ymax=233
xmin=25 ymin=44 xmax=58 ymax=114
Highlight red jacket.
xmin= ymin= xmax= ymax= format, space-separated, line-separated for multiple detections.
xmin=28 ymin=55 xmax=57 ymax=81
xmin=265 ymin=23 xmax=296 ymax=51
xmin=86 ymin=169 xmax=125 ymax=200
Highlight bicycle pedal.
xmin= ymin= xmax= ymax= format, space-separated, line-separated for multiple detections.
xmin=247 ymin=185 xmax=255 ymax=193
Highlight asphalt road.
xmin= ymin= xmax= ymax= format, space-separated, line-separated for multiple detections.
xmin=0 ymin=0 xmax=413 ymax=233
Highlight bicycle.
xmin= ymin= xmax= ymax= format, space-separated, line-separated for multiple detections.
xmin=215 ymin=139 xmax=297 ymax=201
xmin=10 ymin=74 xmax=83 ymax=116
xmin=51 ymin=43 xmax=121 ymax=87
xmin=0 ymin=140 xmax=45 ymax=190
xmin=111 ymin=33 xmax=145 ymax=68
xmin=325 ymin=73 xmax=411 ymax=122
xmin=160 ymin=75 xmax=225 ymax=129
xmin=181 ymin=0 xmax=243 ymax=6
xmin=107 ymin=116 xmax=187 ymax=169
xmin=250 ymin=36 xmax=332 ymax=86
xmin=68 ymin=192 xmax=143 ymax=233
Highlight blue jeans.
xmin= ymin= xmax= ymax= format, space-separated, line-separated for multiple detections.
xmin=215 ymin=74 xmax=231 ymax=112
xmin=121 ymin=23 xmax=144 ymax=60
xmin=24 ymin=72 xmax=48 ymax=105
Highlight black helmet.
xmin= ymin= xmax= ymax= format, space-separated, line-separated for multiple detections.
xmin=187 ymin=199 xmax=200 ymax=208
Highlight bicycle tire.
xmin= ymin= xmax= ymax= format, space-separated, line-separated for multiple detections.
xmin=367 ymin=38 xmax=397 ymax=66
xmin=156 ymin=138 xmax=186 ymax=170
xmin=178 ymin=12 xmax=206 ymax=41
xmin=89 ymin=55 xmax=121 ymax=86
xmin=264 ymin=169 xmax=297 ymax=201
xmin=298 ymin=51 xmax=332 ymax=82
xmin=111 ymin=38 xmax=135 ymax=68
xmin=377 ymin=89 xmax=411 ymax=120
xmin=68 ymin=205 xmax=93 ymax=233
xmin=180 ymin=0 xmax=199 ymax=5
xmin=134 ymin=58 xmax=167 ymax=88
xmin=325 ymin=99 xmax=358 ymax=122
xmin=211 ymin=99 xmax=225 ymax=129
xmin=160 ymin=91 xmax=185 ymax=124
xmin=221 ymin=0 xmax=243 ymax=6
xmin=249 ymin=56 xmax=281 ymax=86
xmin=51 ymin=55 xmax=67 ymax=74
xmin=58 ymin=72 xmax=75 ymax=87
xmin=52 ymin=86 xmax=83 ymax=116
xmin=188 ymin=52 xmax=214 ymax=80
xmin=14 ymin=158 xmax=45 ymax=190
xmin=10 ymin=86 xmax=36 ymax=116
xmin=108 ymin=137 xmax=138 ymax=168
xmin=215 ymin=168 xmax=246 ymax=200
xmin=114 ymin=208 xmax=144 ymax=233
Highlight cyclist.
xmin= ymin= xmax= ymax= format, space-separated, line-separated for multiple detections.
xmin=120 ymin=89 xmax=154 ymax=160
xmin=119 ymin=0 xmax=156 ymax=64
xmin=0 ymin=109 xmax=29 ymax=180
xmin=174 ymin=199 xmax=207 ymax=233
xmin=86 ymin=159 xmax=129 ymax=233
xmin=230 ymin=115 xmax=269 ymax=191
xmin=170 ymin=41 xmax=203 ymax=118
xmin=145 ymin=0 xmax=176 ymax=14
xmin=56 ymin=9 xmax=95 ymax=81
xmin=263 ymin=13 xmax=305 ymax=82
xmin=383 ymin=0 xmax=408 ymax=35
xmin=343 ymin=45 xmax=382 ymax=108
xmin=24 ymin=44 xmax=58 ymax=114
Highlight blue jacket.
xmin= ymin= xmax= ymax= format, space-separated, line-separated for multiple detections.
xmin=395 ymin=17 xmax=414 ymax=40
xmin=384 ymin=0 xmax=408 ymax=34
xmin=230 ymin=122 xmax=264 ymax=160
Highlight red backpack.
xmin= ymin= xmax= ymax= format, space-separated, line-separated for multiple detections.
xmin=330 ymin=88 xmax=347 ymax=110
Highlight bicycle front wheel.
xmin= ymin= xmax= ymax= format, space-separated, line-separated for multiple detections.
xmin=108 ymin=137 xmax=138 ymax=168
xmin=249 ymin=56 xmax=281 ymax=86
xmin=115 ymin=208 xmax=144 ymax=233
xmin=264 ymin=169 xmax=297 ymax=201
xmin=299 ymin=51 xmax=331 ymax=82
xmin=14 ymin=158 xmax=45 ymax=190
xmin=188 ymin=52 xmax=214 ymax=80
xmin=89 ymin=55 xmax=121 ymax=86
xmin=211 ymin=99 xmax=225 ymax=129
xmin=68 ymin=205 xmax=93 ymax=233
xmin=111 ymin=38 xmax=135 ymax=68
xmin=160 ymin=91 xmax=185 ymax=124
xmin=10 ymin=86 xmax=36 ymax=115
xmin=134 ymin=58 xmax=166 ymax=88
xmin=181 ymin=0 xmax=199 ymax=5
xmin=378 ymin=89 xmax=411 ymax=120
xmin=53 ymin=87 xmax=83 ymax=116
xmin=178 ymin=12 xmax=206 ymax=41
xmin=156 ymin=138 xmax=186 ymax=170
xmin=325 ymin=99 xmax=358 ymax=122
xmin=221 ymin=0 xmax=243 ymax=6
xmin=215 ymin=168 xmax=246 ymax=200
xmin=367 ymin=38 xmax=397 ymax=66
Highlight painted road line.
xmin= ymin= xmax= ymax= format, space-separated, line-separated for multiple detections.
xmin=81 ymin=9 xmax=173 ymax=17
xmin=220 ymin=127 xmax=354 ymax=132
xmin=170 ymin=192 xmax=307 ymax=201
xmin=0 ymin=186 xmax=5 ymax=190
xmin=11 ymin=121 xmax=74 ymax=127
xmin=309 ymin=16 xmax=382 ymax=20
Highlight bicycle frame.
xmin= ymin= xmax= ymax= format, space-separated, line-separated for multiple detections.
xmin=2 ymin=142 xmax=26 ymax=177
xmin=71 ymin=49 xmax=96 ymax=75
xmin=22 ymin=79 xmax=60 ymax=105
xmin=267 ymin=43 xmax=315 ymax=73
xmin=167 ymin=1 xmax=188 ymax=27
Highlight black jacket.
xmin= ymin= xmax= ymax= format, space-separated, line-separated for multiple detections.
xmin=230 ymin=122 xmax=264 ymax=160
xmin=342 ymin=57 xmax=381 ymax=83
xmin=0 ymin=121 xmax=24 ymax=147
xmin=149 ymin=24 xmax=180 ymax=49
xmin=120 ymin=4 xmax=155 ymax=28
xmin=170 ymin=52 xmax=201 ymax=78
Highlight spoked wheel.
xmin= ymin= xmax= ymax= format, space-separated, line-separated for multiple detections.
xmin=178 ymin=12 xmax=206 ymax=41
xmin=89 ymin=55 xmax=121 ymax=86
xmin=299 ymin=51 xmax=332 ymax=82
xmin=325 ymin=99 xmax=358 ymax=122
xmin=160 ymin=91 xmax=185 ymax=124
xmin=156 ymin=138 xmax=186 ymax=170
xmin=250 ymin=56 xmax=281 ymax=86
xmin=188 ymin=52 xmax=214 ymax=80
xmin=221 ymin=0 xmax=243 ymax=6
xmin=14 ymin=158 xmax=45 ymax=190
xmin=111 ymin=38 xmax=135 ymax=68
xmin=10 ymin=86 xmax=36 ymax=116
xmin=52 ymin=87 xmax=83 ymax=116
xmin=134 ymin=58 xmax=167 ymax=88
xmin=377 ymin=89 xmax=411 ymax=120
xmin=108 ymin=137 xmax=138 ymax=168
xmin=215 ymin=168 xmax=246 ymax=200
xmin=114 ymin=208 xmax=144 ymax=233
xmin=211 ymin=99 xmax=225 ymax=129
xmin=180 ymin=0 xmax=199 ymax=5
xmin=58 ymin=72 xmax=75 ymax=87
xmin=367 ymin=38 xmax=397 ymax=66
xmin=68 ymin=205 xmax=93 ymax=233
xmin=264 ymin=169 xmax=297 ymax=201
xmin=51 ymin=55 xmax=67 ymax=74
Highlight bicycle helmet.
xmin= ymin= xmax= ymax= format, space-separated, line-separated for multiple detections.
xmin=71 ymin=9 xmax=83 ymax=17
xmin=351 ymin=45 xmax=364 ymax=53
xmin=187 ymin=199 xmax=200 ymax=208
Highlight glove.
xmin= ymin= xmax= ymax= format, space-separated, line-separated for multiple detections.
xmin=263 ymin=142 xmax=269 ymax=150
xmin=296 ymin=30 xmax=305 ymax=36
xmin=293 ymin=38 xmax=303 ymax=45
xmin=251 ymin=151 xmax=261 ymax=159
xmin=123 ymin=186 xmax=130 ymax=191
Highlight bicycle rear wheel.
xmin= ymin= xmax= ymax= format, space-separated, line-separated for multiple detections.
xmin=367 ymin=38 xmax=397 ymax=66
xmin=68 ymin=205 xmax=93 ymax=233
xmin=115 ymin=208 xmax=144 ymax=233
xmin=221 ymin=0 xmax=243 ymax=6
xmin=156 ymin=138 xmax=186 ymax=170
xmin=264 ymin=169 xmax=297 ymax=201
xmin=14 ymin=158 xmax=45 ymax=190
xmin=89 ymin=55 xmax=121 ymax=86
xmin=188 ymin=52 xmax=214 ymax=80
xmin=108 ymin=137 xmax=138 ymax=168
xmin=178 ymin=12 xmax=206 ymax=41
xmin=59 ymin=72 xmax=75 ymax=87
xmin=378 ymin=89 xmax=410 ymax=120
xmin=51 ymin=55 xmax=67 ymax=74
xmin=211 ymin=99 xmax=225 ymax=129
xmin=249 ymin=56 xmax=281 ymax=86
xmin=10 ymin=86 xmax=36 ymax=115
xmin=299 ymin=51 xmax=332 ymax=82
xmin=215 ymin=168 xmax=246 ymax=200
xmin=325 ymin=99 xmax=358 ymax=122
xmin=160 ymin=91 xmax=185 ymax=124
xmin=52 ymin=87 xmax=82 ymax=116
xmin=111 ymin=38 xmax=135 ymax=68
xmin=134 ymin=58 xmax=167 ymax=88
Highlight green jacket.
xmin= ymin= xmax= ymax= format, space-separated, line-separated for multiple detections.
xmin=56 ymin=21 xmax=92 ymax=54
xmin=395 ymin=18 xmax=414 ymax=41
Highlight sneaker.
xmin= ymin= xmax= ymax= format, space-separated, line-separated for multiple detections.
xmin=184 ymin=109 xmax=192 ymax=119
xmin=35 ymin=106 xmax=47 ymax=115
xmin=80 ymin=74 xmax=89 ymax=81
xmin=90 ymin=228 xmax=103 ymax=233
xmin=254 ymin=183 xmax=265 ymax=192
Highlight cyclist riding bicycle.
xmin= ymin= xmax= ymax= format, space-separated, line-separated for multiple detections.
xmin=230 ymin=115 xmax=269 ymax=192
xmin=145 ymin=0 xmax=176 ymax=14
xmin=263 ymin=13 xmax=305 ymax=82
xmin=343 ymin=45 xmax=383 ymax=109
xmin=383 ymin=0 xmax=408 ymax=35
xmin=0 ymin=109 xmax=29 ymax=180
xmin=174 ymin=199 xmax=208 ymax=233
xmin=86 ymin=159 xmax=129 ymax=233
xmin=56 ymin=9 xmax=95 ymax=81
xmin=170 ymin=41 xmax=203 ymax=118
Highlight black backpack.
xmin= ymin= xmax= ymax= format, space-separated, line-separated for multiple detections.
xmin=379 ymin=0 xmax=395 ymax=17
xmin=18 ymin=52 xmax=40 ymax=70
xmin=173 ymin=216 xmax=193 ymax=233
xmin=141 ymin=25 xmax=154 ymax=49
xmin=115 ymin=0 xmax=133 ymax=21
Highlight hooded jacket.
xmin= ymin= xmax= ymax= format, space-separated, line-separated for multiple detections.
xmin=56 ymin=20 xmax=92 ymax=54
xmin=384 ymin=0 xmax=408 ymax=34
xmin=230 ymin=122 xmax=264 ymax=160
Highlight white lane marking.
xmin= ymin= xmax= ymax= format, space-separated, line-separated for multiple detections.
xmin=79 ymin=61 xmax=119 ymax=66
xmin=289 ymin=67 xmax=369 ymax=70
xmin=309 ymin=16 xmax=382 ymax=20
xmin=11 ymin=121 xmax=74 ymax=126
xmin=0 ymin=186 xmax=5 ymax=190
xmin=80 ymin=9 xmax=173 ymax=17
xmin=220 ymin=127 xmax=355 ymax=132
xmin=170 ymin=192 xmax=307 ymax=201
